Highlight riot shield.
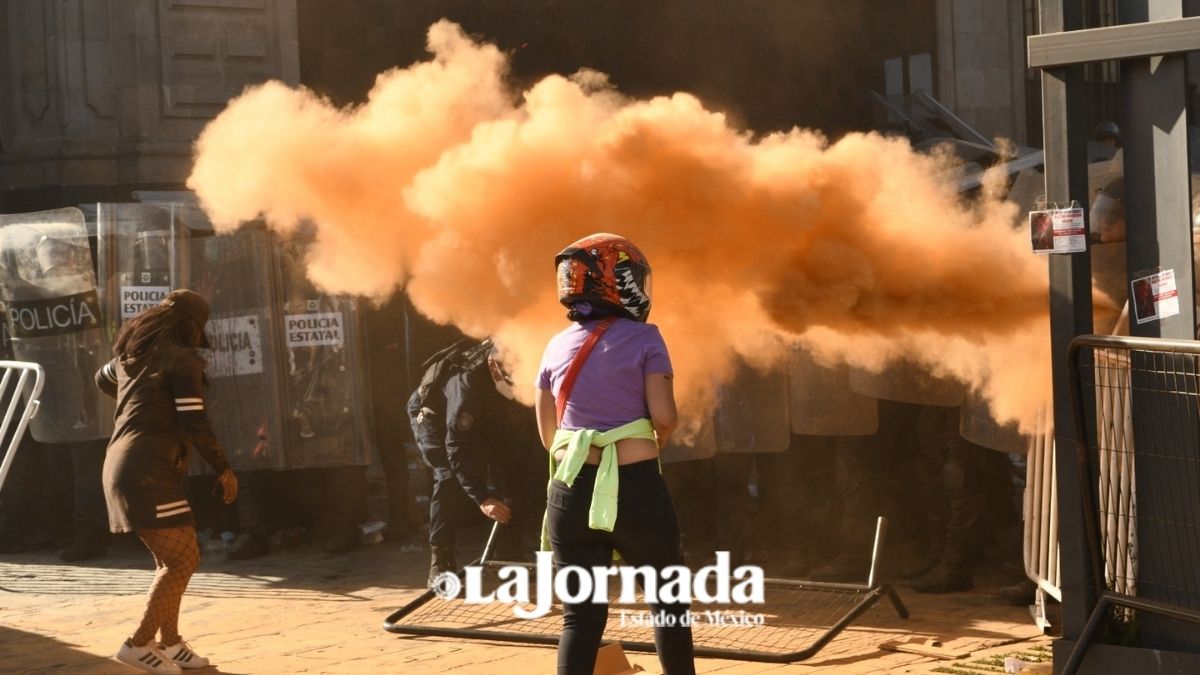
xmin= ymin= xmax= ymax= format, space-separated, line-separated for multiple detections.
xmin=712 ymin=363 xmax=791 ymax=454
xmin=660 ymin=415 xmax=717 ymax=463
xmin=786 ymin=347 xmax=878 ymax=436
xmin=275 ymin=238 xmax=371 ymax=468
xmin=96 ymin=202 xmax=192 ymax=333
xmin=848 ymin=359 xmax=965 ymax=407
xmin=958 ymin=390 xmax=1025 ymax=454
xmin=0 ymin=209 xmax=114 ymax=443
xmin=188 ymin=222 xmax=288 ymax=471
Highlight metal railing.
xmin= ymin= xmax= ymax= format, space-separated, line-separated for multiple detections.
xmin=0 ymin=362 xmax=45 ymax=495
xmin=1063 ymin=335 xmax=1200 ymax=675
xmin=1023 ymin=406 xmax=1061 ymax=631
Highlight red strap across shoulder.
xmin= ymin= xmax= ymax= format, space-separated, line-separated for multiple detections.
xmin=556 ymin=317 xmax=616 ymax=426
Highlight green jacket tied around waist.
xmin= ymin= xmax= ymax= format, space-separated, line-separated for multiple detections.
xmin=540 ymin=418 xmax=658 ymax=551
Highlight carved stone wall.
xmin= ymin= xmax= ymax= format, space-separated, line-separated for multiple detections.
xmin=0 ymin=0 xmax=299 ymax=210
xmin=935 ymin=0 xmax=1029 ymax=145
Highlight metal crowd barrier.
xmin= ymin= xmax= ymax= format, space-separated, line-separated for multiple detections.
xmin=0 ymin=362 xmax=46 ymax=495
xmin=1023 ymin=406 xmax=1060 ymax=631
xmin=384 ymin=517 xmax=908 ymax=663
xmin=1064 ymin=336 xmax=1200 ymax=675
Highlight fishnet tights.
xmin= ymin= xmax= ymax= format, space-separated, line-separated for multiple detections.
xmin=131 ymin=525 xmax=199 ymax=647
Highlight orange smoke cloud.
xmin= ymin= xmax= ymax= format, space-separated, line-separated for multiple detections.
xmin=189 ymin=20 xmax=1051 ymax=432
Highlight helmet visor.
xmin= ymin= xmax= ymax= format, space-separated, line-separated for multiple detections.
xmin=1090 ymin=193 xmax=1125 ymax=243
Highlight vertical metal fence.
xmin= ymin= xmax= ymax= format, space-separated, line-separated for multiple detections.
xmin=1064 ymin=336 xmax=1200 ymax=674
xmin=0 ymin=362 xmax=46 ymax=495
xmin=1023 ymin=406 xmax=1061 ymax=631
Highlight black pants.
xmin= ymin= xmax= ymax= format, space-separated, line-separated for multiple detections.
xmin=0 ymin=436 xmax=69 ymax=549
xmin=428 ymin=466 xmax=480 ymax=550
xmin=66 ymin=440 xmax=109 ymax=547
xmin=547 ymin=460 xmax=695 ymax=675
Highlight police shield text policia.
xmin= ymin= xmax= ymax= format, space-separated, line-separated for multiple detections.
xmin=7 ymin=290 xmax=100 ymax=338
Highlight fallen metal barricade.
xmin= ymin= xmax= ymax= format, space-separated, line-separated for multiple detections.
xmin=1064 ymin=336 xmax=1200 ymax=675
xmin=383 ymin=517 xmax=908 ymax=663
xmin=0 ymin=362 xmax=46 ymax=495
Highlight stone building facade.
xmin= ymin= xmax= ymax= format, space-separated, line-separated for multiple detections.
xmin=0 ymin=0 xmax=299 ymax=211
xmin=1 ymin=0 xmax=951 ymax=212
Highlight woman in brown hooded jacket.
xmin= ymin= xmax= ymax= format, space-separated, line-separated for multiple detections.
xmin=95 ymin=289 xmax=237 ymax=674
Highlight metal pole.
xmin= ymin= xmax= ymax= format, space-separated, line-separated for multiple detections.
xmin=480 ymin=521 xmax=499 ymax=564
xmin=1121 ymin=0 xmax=1196 ymax=340
xmin=1119 ymin=0 xmax=1200 ymax=653
xmin=1038 ymin=0 xmax=1097 ymax=643
xmin=866 ymin=516 xmax=887 ymax=589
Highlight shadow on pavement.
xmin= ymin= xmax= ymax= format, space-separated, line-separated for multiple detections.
xmin=0 ymin=625 xmax=111 ymax=673
xmin=0 ymin=521 xmax=517 ymax=603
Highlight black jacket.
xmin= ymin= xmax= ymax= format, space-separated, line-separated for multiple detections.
xmin=96 ymin=344 xmax=229 ymax=531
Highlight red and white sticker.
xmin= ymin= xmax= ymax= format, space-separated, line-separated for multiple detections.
xmin=1029 ymin=207 xmax=1086 ymax=254
xmin=1131 ymin=268 xmax=1180 ymax=325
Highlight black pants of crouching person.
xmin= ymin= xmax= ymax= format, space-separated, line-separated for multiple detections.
xmin=547 ymin=459 xmax=695 ymax=675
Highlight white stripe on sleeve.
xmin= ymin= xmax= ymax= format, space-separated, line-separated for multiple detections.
xmin=157 ymin=506 xmax=192 ymax=519
xmin=176 ymin=405 xmax=205 ymax=412
xmin=156 ymin=500 xmax=188 ymax=511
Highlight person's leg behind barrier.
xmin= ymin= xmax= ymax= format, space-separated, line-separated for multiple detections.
xmin=319 ymin=465 xmax=367 ymax=553
xmin=227 ymin=469 xmax=275 ymax=560
xmin=40 ymin=443 xmax=75 ymax=549
xmin=377 ymin=435 xmax=417 ymax=540
xmin=810 ymin=435 xmax=875 ymax=581
xmin=901 ymin=405 xmax=953 ymax=579
xmin=712 ymin=453 xmax=754 ymax=565
xmin=546 ymin=468 xmax=614 ymax=675
xmin=942 ymin=441 xmax=979 ymax=570
xmin=911 ymin=432 xmax=978 ymax=594
xmin=0 ymin=435 xmax=42 ymax=552
xmin=61 ymin=440 xmax=109 ymax=561
xmin=756 ymin=446 xmax=809 ymax=577
xmin=663 ymin=457 xmax=718 ymax=566
xmin=609 ymin=462 xmax=695 ymax=675
xmin=794 ymin=434 xmax=841 ymax=568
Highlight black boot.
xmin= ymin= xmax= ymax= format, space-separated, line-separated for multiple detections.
xmin=910 ymin=561 xmax=973 ymax=593
xmin=997 ymin=578 xmax=1037 ymax=606
xmin=58 ymin=539 xmax=107 ymax=563
xmin=428 ymin=545 xmax=458 ymax=588
xmin=899 ymin=557 xmax=939 ymax=580
xmin=322 ymin=525 xmax=360 ymax=554
xmin=227 ymin=533 xmax=270 ymax=561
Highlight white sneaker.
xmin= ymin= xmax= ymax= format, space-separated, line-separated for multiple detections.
xmin=160 ymin=639 xmax=210 ymax=669
xmin=115 ymin=639 xmax=183 ymax=674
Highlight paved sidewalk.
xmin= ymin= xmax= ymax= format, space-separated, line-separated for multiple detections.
xmin=0 ymin=540 xmax=1050 ymax=674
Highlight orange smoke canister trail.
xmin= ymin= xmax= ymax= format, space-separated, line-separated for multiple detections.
xmin=188 ymin=19 xmax=1051 ymax=433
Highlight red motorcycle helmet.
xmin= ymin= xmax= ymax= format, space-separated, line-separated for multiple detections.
xmin=555 ymin=233 xmax=652 ymax=322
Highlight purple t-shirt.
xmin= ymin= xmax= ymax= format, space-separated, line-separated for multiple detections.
xmin=537 ymin=318 xmax=673 ymax=431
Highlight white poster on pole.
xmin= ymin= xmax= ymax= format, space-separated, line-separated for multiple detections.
xmin=1131 ymin=268 xmax=1181 ymax=325
xmin=1029 ymin=207 xmax=1087 ymax=254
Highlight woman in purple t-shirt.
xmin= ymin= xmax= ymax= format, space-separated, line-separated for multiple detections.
xmin=535 ymin=233 xmax=695 ymax=675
